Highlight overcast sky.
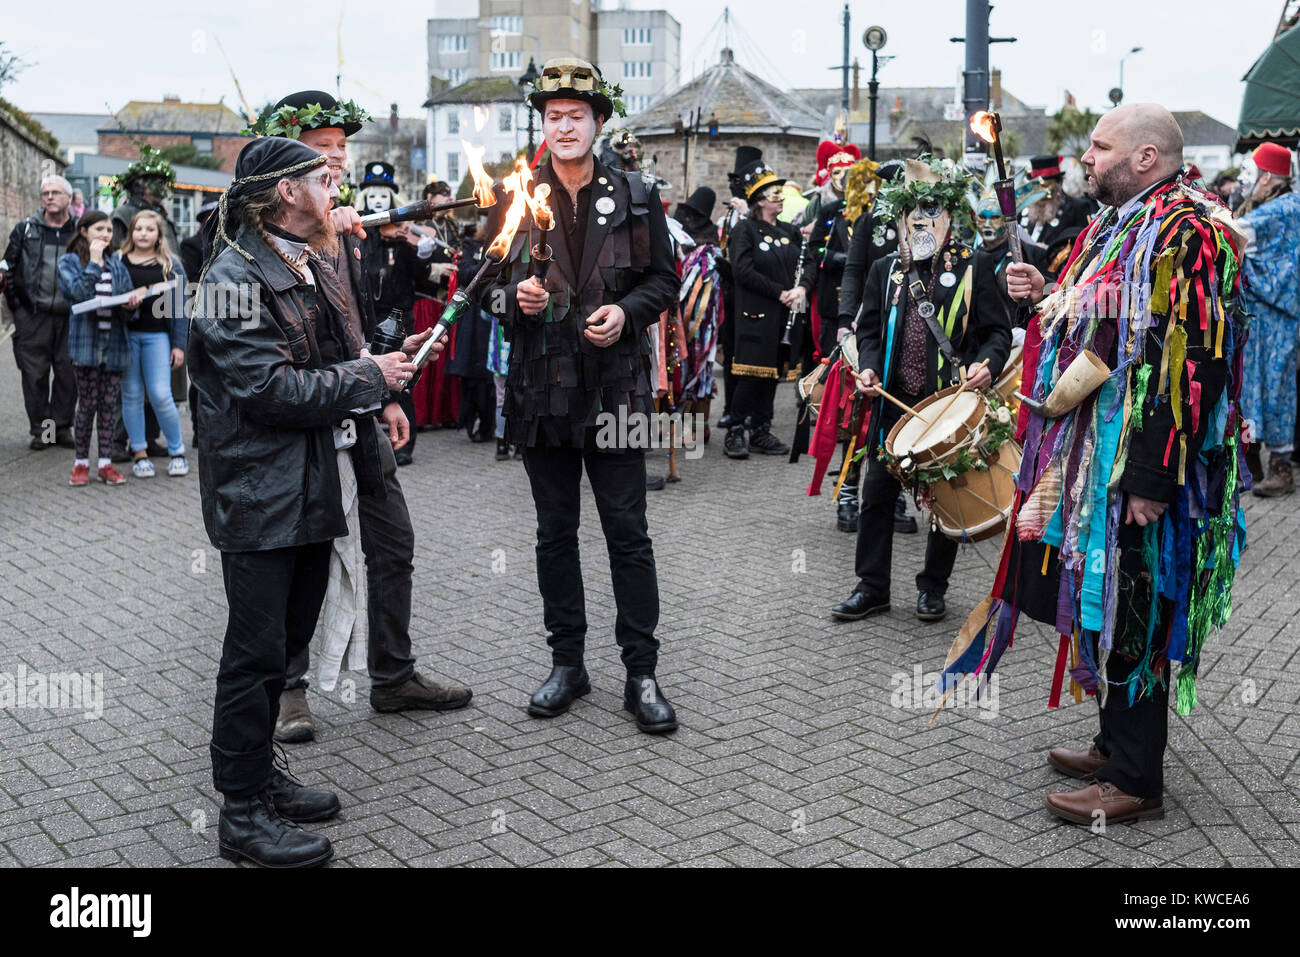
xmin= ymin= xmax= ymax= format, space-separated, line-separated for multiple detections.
xmin=1 ymin=0 xmax=1281 ymax=129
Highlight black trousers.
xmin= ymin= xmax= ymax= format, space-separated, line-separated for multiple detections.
xmin=731 ymin=377 xmax=777 ymax=427
xmin=522 ymin=444 xmax=660 ymax=674
xmin=1091 ymin=653 xmax=1170 ymax=799
xmin=11 ymin=307 xmax=77 ymax=435
xmin=286 ymin=436 xmax=417 ymax=691
xmin=853 ymin=397 xmax=958 ymax=596
xmin=211 ymin=541 xmax=332 ymax=797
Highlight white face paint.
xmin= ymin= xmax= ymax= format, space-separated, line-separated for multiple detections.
xmin=366 ymin=191 xmax=392 ymax=213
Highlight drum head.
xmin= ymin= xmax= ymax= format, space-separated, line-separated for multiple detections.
xmin=892 ymin=391 xmax=982 ymax=459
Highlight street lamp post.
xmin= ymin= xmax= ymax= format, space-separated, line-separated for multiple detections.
xmin=519 ymin=56 xmax=540 ymax=157
xmin=1112 ymin=46 xmax=1144 ymax=107
xmin=863 ymin=26 xmax=888 ymax=161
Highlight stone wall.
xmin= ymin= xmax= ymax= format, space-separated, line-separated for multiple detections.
xmin=638 ymin=133 xmax=820 ymax=211
xmin=1 ymin=106 xmax=67 ymax=248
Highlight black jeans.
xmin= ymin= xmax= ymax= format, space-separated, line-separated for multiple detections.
xmin=522 ymin=444 xmax=660 ymax=674
xmin=286 ymin=436 xmax=417 ymax=691
xmin=853 ymin=397 xmax=958 ymax=596
xmin=211 ymin=541 xmax=331 ymax=797
xmin=1091 ymin=655 xmax=1170 ymax=799
xmin=730 ymin=377 xmax=777 ymax=427
xmin=11 ymin=306 xmax=77 ymax=435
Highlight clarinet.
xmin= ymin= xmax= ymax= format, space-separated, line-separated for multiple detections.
xmin=780 ymin=228 xmax=811 ymax=347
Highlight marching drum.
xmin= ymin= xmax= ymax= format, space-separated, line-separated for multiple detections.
xmin=994 ymin=338 xmax=1023 ymax=407
xmin=884 ymin=384 xmax=1021 ymax=543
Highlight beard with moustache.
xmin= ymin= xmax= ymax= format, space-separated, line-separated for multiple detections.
xmin=305 ymin=213 xmax=339 ymax=261
xmin=1086 ymin=155 xmax=1142 ymax=208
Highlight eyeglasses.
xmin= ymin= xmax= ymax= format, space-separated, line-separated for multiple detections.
xmin=537 ymin=65 xmax=598 ymax=92
xmin=302 ymin=170 xmax=334 ymax=191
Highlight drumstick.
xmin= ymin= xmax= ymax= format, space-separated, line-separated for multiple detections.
xmin=872 ymin=386 xmax=929 ymax=422
xmin=910 ymin=359 xmax=991 ymax=448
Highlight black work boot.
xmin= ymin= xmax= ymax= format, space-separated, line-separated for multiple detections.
xmin=218 ymin=791 xmax=333 ymax=868
xmin=267 ymin=752 xmax=341 ymax=823
xmin=527 ymin=664 xmax=590 ymax=718
xmin=894 ymin=492 xmax=918 ymax=533
xmin=724 ymin=425 xmax=749 ymax=459
xmin=748 ymin=423 xmax=790 ymax=456
xmin=836 ymin=482 xmax=859 ymax=533
xmin=624 ymin=675 xmax=678 ymax=734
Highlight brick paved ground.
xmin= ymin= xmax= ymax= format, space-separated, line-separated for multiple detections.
xmin=0 ymin=356 xmax=1296 ymax=868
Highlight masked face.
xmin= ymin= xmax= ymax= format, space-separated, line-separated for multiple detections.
xmin=829 ymin=164 xmax=849 ymax=195
xmin=366 ymin=190 xmax=392 ymax=213
xmin=904 ymin=201 xmax=950 ymax=261
xmin=976 ymin=196 xmax=1006 ymax=244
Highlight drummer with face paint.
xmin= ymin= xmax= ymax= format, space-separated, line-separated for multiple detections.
xmin=830 ymin=157 xmax=1012 ymax=626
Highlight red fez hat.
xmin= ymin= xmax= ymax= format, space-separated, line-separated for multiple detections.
xmin=1253 ymin=142 xmax=1293 ymax=177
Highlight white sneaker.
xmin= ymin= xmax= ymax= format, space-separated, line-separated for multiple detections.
xmin=168 ymin=455 xmax=189 ymax=477
xmin=132 ymin=458 xmax=155 ymax=478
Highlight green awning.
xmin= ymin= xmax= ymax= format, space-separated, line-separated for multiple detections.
xmin=1237 ymin=25 xmax=1300 ymax=150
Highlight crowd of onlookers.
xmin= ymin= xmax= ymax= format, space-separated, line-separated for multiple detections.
xmin=3 ymin=174 xmax=188 ymax=485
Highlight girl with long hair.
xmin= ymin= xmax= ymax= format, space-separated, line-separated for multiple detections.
xmin=56 ymin=211 xmax=140 ymax=485
xmin=119 ymin=209 xmax=189 ymax=478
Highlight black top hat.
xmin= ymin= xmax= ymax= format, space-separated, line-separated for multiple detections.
xmin=676 ymin=187 xmax=716 ymax=222
xmin=271 ymin=90 xmax=365 ymax=136
xmin=360 ymin=162 xmax=398 ymax=192
xmin=877 ymin=159 xmax=906 ymax=183
xmin=728 ymin=147 xmax=763 ymax=198
xmin=1029 ymin=155 xmax=1065 ymax=179
xmin=528 ymin=57 xmax=615 ymax=122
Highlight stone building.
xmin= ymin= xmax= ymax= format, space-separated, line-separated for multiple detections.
xmin=625 ymin=48 xmax=822 ymax=209
xmin=348 ymin=107 xmax=432 ymax=198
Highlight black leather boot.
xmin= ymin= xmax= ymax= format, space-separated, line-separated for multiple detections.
xmin=836 ymin=483 xmax=859 ymax=533
xmin=916 ymin=591 xmax=947 ymax=621
xmin=724 ymin=424 xmax=749 ymax=459
xmin=894 ymin=492 xmax=918 ymax=533
xmin=624 ymin=675 xmax=677 ymax=734
xmin=527 ymin=664 xmax=590 ymax=718
xmin=218 ymin=791 xmax=333 ymax=868
xmin=266 ymin=767 xmax=341 ymax=823
xmin=748 ymin=423 xmax=790 ymax=456
xmin=831 ymin=588 xmax=890 ymax=621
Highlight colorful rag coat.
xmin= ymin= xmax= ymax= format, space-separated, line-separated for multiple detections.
xmin=1238 ymin=190 xmax=1300 ymax=447
xmin=676 ymin=243 xmax=723 ymax=401
xmin=939 ymin=176 xmax=1248 ymax=716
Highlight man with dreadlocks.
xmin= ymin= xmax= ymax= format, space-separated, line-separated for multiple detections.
xmin=830 ymin=157 xmax=1011 ymax=627
xmin=189 ymin=137 xmax=418 ymax=867
xmin=942 ymin=104 xmax=1248 ymax=826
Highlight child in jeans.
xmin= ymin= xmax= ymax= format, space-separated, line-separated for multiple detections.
xmin=119 ymin=210 xmax=188 ymax=478
xmin=56 ymin=211 xmax=139 ymax=485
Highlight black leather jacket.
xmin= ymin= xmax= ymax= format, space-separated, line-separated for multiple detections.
xmin=188 ymin=223 xmax=389 ymax=552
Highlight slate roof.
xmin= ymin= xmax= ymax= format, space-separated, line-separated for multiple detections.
xmin=28 ymin=112 xmax=110 ymax=147
xmin=104 ymin=100 xmax=246 ymax=135
xmin=423 ymin=77 xmax=524 ymax=107
xmin=627 ymin=49 xmax=821 ymax=138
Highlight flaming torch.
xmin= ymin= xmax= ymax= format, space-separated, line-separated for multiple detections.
xmin=515 ymin=161 xmax=554 ymax=280
xmin=969 ymin=110 xmax=1024 ymax=266
xmin=406 ymin=157 xmax=532 ymax=378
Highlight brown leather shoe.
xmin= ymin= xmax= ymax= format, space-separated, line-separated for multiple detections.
xmin=1047 ymin=743 xmax=1106 ymax=779
xmin=370 ymin=672 xmax=472 ymax=713
xmin=1045 ymin=781 xmax=1164 ymax=825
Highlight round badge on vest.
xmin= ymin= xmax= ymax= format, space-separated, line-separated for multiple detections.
xmin=939 ymin=271 xmax=956 ymax=288
xmin=595 ymin=196 xmax=615 ymax=216
xmin=918 ymin=301 xmax=936 ymax=319
xmin=759 ymin=242 xmax=770 ymax=251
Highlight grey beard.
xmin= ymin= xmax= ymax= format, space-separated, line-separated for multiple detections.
xmin=1089 ymin=161 xmax=1141 ymax=208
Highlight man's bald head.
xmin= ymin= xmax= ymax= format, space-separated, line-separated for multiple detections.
xmin=1082 ymin=103 xmax=1184 ymax=206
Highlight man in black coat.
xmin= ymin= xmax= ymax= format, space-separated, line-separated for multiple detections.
xmin=189 ymin=137 xmax=416 ymax=867
xmin=831 ymin=158 xmax=1011 ymax=625
xmin=491 ymin=57 xmax=680 ymax=734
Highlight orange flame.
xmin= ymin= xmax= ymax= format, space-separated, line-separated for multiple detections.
xmin=514 ymin=159 xmax=554 ymax=232
xmin=969 ymin=110 xmax=998 ymax=145
xmin=473 ymin=106 xmax=490 ymax=132
xmin=486 ymin=158 xmax=530 ymax=260
xmin=462 ymin=140 xmax=496 ymax=207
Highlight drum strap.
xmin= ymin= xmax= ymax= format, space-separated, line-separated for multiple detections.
xmin=908 ymin=266 xmax=960 ymax=386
